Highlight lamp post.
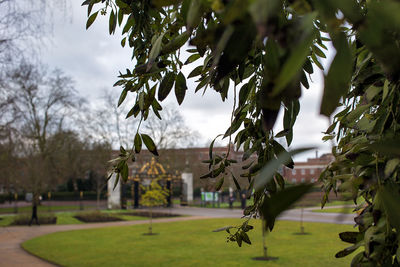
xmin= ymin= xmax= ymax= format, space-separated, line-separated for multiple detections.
xmin=14 ymin=193 xmax=18 ymax=213
xmin=47 ymin=191 xmax=51 ymax=212
xmin=79 ymin=191 xmax=83 ymax=210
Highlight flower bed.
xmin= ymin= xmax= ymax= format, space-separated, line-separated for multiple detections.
xmin=11 ymin=213 xmax=57 ymax=225
xmin=74 ymin=211 xmax=123 ymax=223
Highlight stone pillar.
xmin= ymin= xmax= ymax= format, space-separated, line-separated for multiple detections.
xmin=181 ymin=172 xmax=193 ymax=204
xmin=133 ymin=179 xmax=139 ymax=209
xmin=107 ymin=173 xmax=121 ymax=209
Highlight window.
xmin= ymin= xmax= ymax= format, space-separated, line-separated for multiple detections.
xmin=310 ymin=169 xmax=315 ymax=175
xmin=301 ymin=169 xmax=305 ymax=175
xmin=292 ymin=178 xmax=297 ymax=184
xmin=292 ymin=169 xmax=296 ymax=175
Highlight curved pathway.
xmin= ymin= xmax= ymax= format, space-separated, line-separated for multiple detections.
xmin=0 ymin=206 xmax=355 ymax=266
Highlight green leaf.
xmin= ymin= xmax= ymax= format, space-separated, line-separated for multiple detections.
xmin=369 ymin=138 xmax=400 ymax=156
xmin=345 ymin=104 xmax=371 ymax=123
xmin=186 ymin=0 xmax=202 ymax=30
xmin=118 ymin=89 xmax=128 ymax=107
xmin=117 ymin=8 xmax=124 ymax=26
xmin=384 ymin=158 xmax=400 ymax=177
xmin=365 ymin=85 xmax=382 ymax=102
xmin=215 ymin=177 xmax=224 ymax=191
xmin=272 ymin=13 xmax=316 ymax=96
xmin=274 ymin=172 xmax=285 ymax=189
xmin=161 ymin=31 xmax=190 ymax=55
xmin=141 ymin=134 xmax=159 ymax=156
xmin=209 ymin=134 xmax=223 ymax=160
xmin=212 ymin=226 xmax=234 ymax=232
xmin=239 ymin=83 xmax=251 ymax=106
xmin=339 ymin=232 xmax=360 ymax=244
xmin=312 ymin=45 xmax=326 ymax=58
xmin=151 ymin=0 xmax=180 ymax=8
xmin=254 ymin=147 xmax=314 ymax=190
xmin=261 ymin=183 xmax=313 ymax=231
xmin=175 ymin=72 xmax=187 ymax=105
xmin=320 ymin=33 xmax=353 ymax=116
xmin=121 ymin=37 xmax=126 ymax=47
xmin=126 ymin=104 xmax=140 ymax=119
xmin=379 ymin=183 xmax=400 ymax=233
xmin=188 ymin=65 xmax=203 ymax=78
xmin=185 ymin=54 xmax=201 ymax=65
xmin=303 ymin=57 xmax=313 ymax=74
xmin=158 ymin=72 xmax=175 ymax=101
xmin=149 ymin=32 xmax=166 ymax=66
xmin=138 ymin=92 xmax=145 ymax=110
xmin=271 ymin=140 xmax=294 ymax=169
xmin=134 ymin=133 xmax=142 ymax=153
xmin=231 ymin=174 xmax=241 ymax=191
xmin=121 ymin=162 xmax=129 ymax=182
xmin=116 ymin=0 xmax=129 ymax=9
xmin=335 ymin=243 xmax=362 ymax=258
xmin=109 ymin=9 xmax=117 ymax=35
xmin=86 ymin=11 xmax=99 ymax=29
xmin=242 ymin=232 xmax=251 ymax=245
xmin=311 ymin=53 xmax=324 ymax=70
xmin=113 ymin=173 xmax=120 ymax=190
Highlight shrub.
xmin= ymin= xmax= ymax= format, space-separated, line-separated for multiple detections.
xmin=43 ymin=191 xmax=107 ymax=201
xmin=74 ymin=211 xmax=123 ymax=223
xmin=11 ymin=213 xmax=57 ymax=225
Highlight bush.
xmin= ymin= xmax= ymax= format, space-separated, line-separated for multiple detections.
xmin=43 ymin=191 xmax=106 ymax=201
xmin=122 ymin=211 xmax=180 ymax=218
xmin=11 ymin=213 xmax=57 ymax=225
xmin=74 ymin=211 xmax=123 ymax=223
xmin=0 ymin=194 xmax=5 ymax=204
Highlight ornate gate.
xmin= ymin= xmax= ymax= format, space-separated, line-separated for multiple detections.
xmin=129 ymin=157 xmax=181 ymax=208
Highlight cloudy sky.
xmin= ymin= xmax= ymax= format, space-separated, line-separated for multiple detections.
xmin=41 ymin=2 xmax=335 ymax=161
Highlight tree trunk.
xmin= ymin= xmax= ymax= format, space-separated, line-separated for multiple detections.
xmin=300 ymin=208 xmax=304 ymax=234
xmin=262 ymin=219 xmax=267 ymax=258
xmin=149 ymin=206 xmax=153 ymax=234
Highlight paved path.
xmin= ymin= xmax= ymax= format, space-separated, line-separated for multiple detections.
xmin=0 ymin=206 xmax=355 ymax=266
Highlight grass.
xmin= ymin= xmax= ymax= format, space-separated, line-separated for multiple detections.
xmin=0 ymin=205 xmax=93 ymax=214
xmin=23 ymin=219 xmax=356 ymax=266
xmin=0 ymin=210 xmax=149 ymax=226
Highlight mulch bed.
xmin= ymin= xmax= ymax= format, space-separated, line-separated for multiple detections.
xmin=11 ymin=214 xmax=57 ymax=225
xmin=74 ymin=212 xmax=123 ymax=223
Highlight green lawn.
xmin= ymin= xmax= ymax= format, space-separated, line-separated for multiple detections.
xmin=0 ymin=210 xmax=149 ymax=226
xmin=0 ymin=205 xmax=93 ymax=214
xmin=23 ymin=219 xmax=356 ymax=266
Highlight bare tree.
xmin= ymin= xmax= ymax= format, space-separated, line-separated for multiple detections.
xmin=3 ymin=62 xmax=81 ymax=198
xmin=142 ymin=105 xmax=200 ymax=149
xmin=0 ymin=0 xmax=68 ymax=69
xmin=79 ymin=89 xmax=139 ymax=149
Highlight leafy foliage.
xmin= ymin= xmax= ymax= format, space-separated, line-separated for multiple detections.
xmin=83 ymin=0 xmax=400 ymax=264
xmin=141 ymin=178 xmax=169 ymax=208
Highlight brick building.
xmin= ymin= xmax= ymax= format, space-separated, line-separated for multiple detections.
xmin=282 ymin=153 xmax=334 ymax=184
